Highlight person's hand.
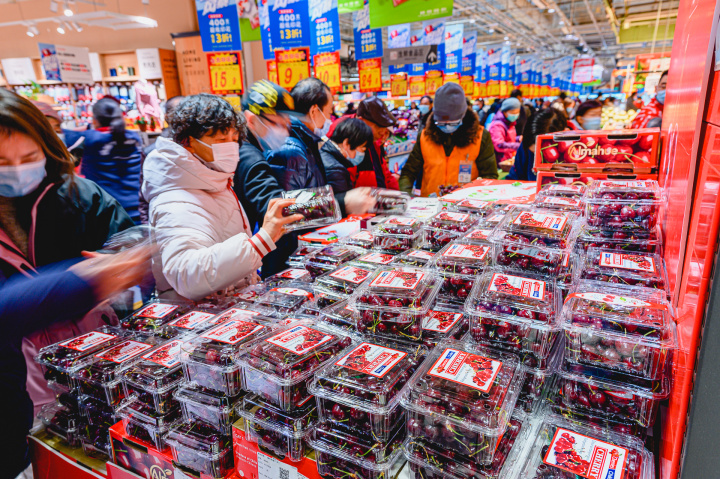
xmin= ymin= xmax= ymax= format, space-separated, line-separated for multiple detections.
xmin=262 ymin=198 xmax=304 ymax=242
xmin=344 ymin=187 xmax=376 ymax=215
xmin=70 ymin=245 xmax=155 ymax=301
xmin=517 ymin=135 xmax=523 ymax=142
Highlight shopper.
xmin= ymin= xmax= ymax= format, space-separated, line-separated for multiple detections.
xmin=32 ymin=100 xmax=84 ymax=163
xmin=70 ymin=98 xmax=144 ymax=222
xmin=489 ymin=97 xmax=522 ymax=165
xmin=625 ymin=91 xmax=640 ymax=112
xmin=320 ymin=117 xmax=373 ymax=195
xmin=509 ymin=89 xmax=529 ymax=136
xmin=571 ymin=100 xmax=603 ymax=130
xmin=142 ymin=93 xmax=301 ymax=300
xmin=472 ymin=99 xmax=484 ymax=113
xmin=399 ymin=83 xmax=498 ymax=196
xmin=353 ymin=96 xmax=400 ymax=189
xmin=631 ymin=70 xmax=668 ymax=129
xmin=418 ymin=95 xmax=433 ymax=128
xmin=507 ymin=108 xmax=568 ymax=181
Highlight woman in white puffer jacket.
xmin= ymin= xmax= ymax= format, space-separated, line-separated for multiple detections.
xmin=142 ymin=94 xmax=301 ymax=301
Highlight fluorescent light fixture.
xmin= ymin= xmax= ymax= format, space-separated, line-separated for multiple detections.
xmin=504 ymin=36 xmax=509 ymax=40
xmin=72 ymin=21 xmax=82 ymax=32
xmin=488 ymin=28 xmax=494 ymax=33
xmin=559 ymin=20 xmax=564 ymax=25
xmin=134 ymin=16 xmax=156 ymax=26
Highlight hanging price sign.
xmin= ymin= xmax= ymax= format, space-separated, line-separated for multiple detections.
xmin=425 ymin=70 xmax=443 ymax=95
xmin=409 ymin=75 xmax=426 ymax=97
xmin=267 ymin=60 xmax=278 ymax=84
xmin=499 ymin=80 xmax=508 ymax=97
xmin=313 ymin=52 xmax=341 ymax=92
xmin=486 ymin=80 xmax=499 ymax=97
xmin=444 ymin=72 xmax=460 ymax=85
xmin=477 ymin=83 xmax=487 ymax=98
xmin=275 ymin=48 xmax=311 ymax=90
xmin=460 ymin=75 xmax=474 ymax=95
xmin=207 ymin=52 xmax=244 ymax=95
xmin=390 ymin=73 xmax=408 ymax=97
xmin=358 ymin=58 xmax=382 ymax=92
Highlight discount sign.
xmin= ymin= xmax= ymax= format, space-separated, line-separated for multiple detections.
xmin=409 ymin=75 xmax=426 ymax=97
xmin=276 ymin=48 xmax=311 ymax=90
xmin=207 ymin=52 xmax=244 ymax=95
xmin=358 ymin=58 xmax=382 ymax=92
xmin=267 ymin=60 xmax=278 ymax=84
xmin=314 ymin=52 xmax=341 ymax=92
xmin=425 ymin=70 xmax=443 ymax=95
xmin=390 ymin=72 xmax=408 ymax=97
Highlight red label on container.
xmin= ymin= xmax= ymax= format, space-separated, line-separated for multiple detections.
xmin=135 ymin=303 xmax=178 ymax=319
xmin=265 ymin=326 xmax=334 ymax=355
xmin=358 ymin=253 xmax=394 ymax=265
xmin=201 ymin=319 xmax=265 ymax=345
xmin=60 ymin=331 xmax=116 ymax=352
xmin=351 ymin=231 xmax=374 ymax=241
xmin=423 ymin=311 xmax=463 ymax=333
xmin=465 ymin=229 xmax=493 ymax=240
xmin=95 ymin=340 xmax=152 ymax=364
xmin=600 ymin=180 xmax=653 ymax=188
xmin=540 ymin=197 xmax=582 ymax=207
xmin=488 ymin=273 xmax=546 ymax=300
xmin=335 ymin=342 xmax=407 ymax=378
xmin=169 ymin=311 xmax=216 ymax=330
xmin=408 ymin=250 xmax=435 ymax=260
xmin=598 ymin=252 xmax=655 ymax=272
xmin=276 ymin=269 xmax=308 ymax=279
xmin=329 ymin=265 xmax=371 ymax=284
xmin=209 ymin=308 xmax=261 ymax=326
xmin=542 ymin=427 xmax=628 ymax=479
xmin=442 ymin=244 xmax=489 ymax=260
xmin=386 ymin=217 xmax=417 ymax=226
xmin=370 ymin=270 xmax=424 ymax=290
xmin=428 ymin=348 xmax=502 ymax=392
xmin=436 ymin=212 xmax=470 ymax=223
xmin=271 ymin=287 xmax=314 ymax=298
xmin=547 ymin=184 xmax=583 ymax=192
xmin=142 ymin=340 xmax=184 ymax=368
xmin=512 ymin=211 xmax=568 ymax=232
xmin=457 ymin=199 xmax=492 ymax=209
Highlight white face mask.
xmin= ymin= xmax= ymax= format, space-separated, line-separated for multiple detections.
xmin=0 ymin=158 xmax=47 ymax=198
xmin=193 ymin=139 xmax=240 ymax=173
xmin=312 ymin=108 xmax=332 ymax=138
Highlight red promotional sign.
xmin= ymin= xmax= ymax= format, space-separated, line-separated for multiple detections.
xmin=571 ymin=58 xmax=595 ymax=84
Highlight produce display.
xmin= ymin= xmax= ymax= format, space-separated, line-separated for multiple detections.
xmin=315 ymin=264 xmax=373 ymax=296
xmin=119 ymin=301 xmax=194 ymax=335
xmin=257 ymin=284 xmax=316 ymax=315
xmin=123 ymin=339 xmax=186 ymax=414
xmin=449 ymin=198 xmax=495 ymax=217
xmin=288 ymin=245 xmax=323 ymax=267
xmin=373 ymin=216 xmax=423 ymax=253
xmin=431 ymin=242 xmax=491 ymax=304
xmin=423 ymin=211 xmax=479 ymax=252
xmin=166 ymin=419 xmax=234 ymax=478
xmin=584 ymin=179 xmax=663 ymax=232
xmin=575 ymin=224 xmax=663 ymax=254
xmin=304 ymin=245 xmax=364 ymax=278
xmin=579 ymin=248 xmax=668 ymax=293
xmin=119 ymin=398 xmax=182 ymax=450
xmin=370 ymin=189 xmax=411 ymax=215
xmin=341 ymin=230 xmax=376 ymax=250
xmin=174 ymin=384 xmax=244 ymax=433
xmin=282 ymin=185 xmax=342 ymax=231
xmin=390 ymin=249 xmax=436 ymax=267
xmin=263 ymin=268 xmax=314 ymax=287
xmin=420 ymin=305 xmax=468 ymax=348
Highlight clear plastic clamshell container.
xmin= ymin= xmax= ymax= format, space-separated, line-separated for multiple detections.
xmin=465 ymin=269 xmax=562 ymax=369
xmin=263 ymin=268 xmax=314 ymax=288
xmin=514 ymin=336 xmax=563 ymax=414
xmin=538 ymin=183 xmax=587 ymax=198
xmin=351 ymin=251 xmax=397 ymax=270
xmin=77 ymin=394 xmax=125 ymax=428
xmin=180 ymin=317 xmax=276 ymax=396
xmin=119 ymin=398 xmax=182 ymax=450
xmin=579 ymin=248 xmax=669 ymax=295
xmin=257 ymin=284 xmax=316 ymax=315
xmin=310 ymin=338 xmax=428 ymax=442
xmin=315 ymin=264 xmax=374 ymax=297
xmin=228 ymin=283 xmax=269 ymax=304
xmin=281 ymin=185 xmax=342 ymax=231
xmin=450 ymin=198 xmax=496 ymax=217
xmin=561 ymin=281 xmax=676 ymax=380
xmin=575 ymin=223 xmax=663 ymax=255
xmin=119 ymin=301 xmax=194 ymax=336
xmin=288 ymin=244 xmax=323 ymax=268
xmin=389 ymin=248 xmax=437 ymax=267
xmin=38 ymin=401 xmax=82 ymax=447
xmin=351 ymin=266 xmax=441 ymax=342
xmin=174 ymin=383 xmax=244 ymax=433
xmin=421 ymin=304 xmax=469 ymax=349
xmin=431 ymin=242 xmax=491 ymax=304
xmin=238 ymin=393 xmax=317 ymax=462
xmin=584 ymin=179 xmax=664 ymax=233
xmin=373 ymin=216 xmax=424 ymax=253
xmin=308 ymin=432 xmax=407 ymax=479
xmin=401 ymin=341 xmax=523 ymax=464
xmin=123 ymin=339 xmax=187 ymax=414
xmin=341 ymin=230 xmax=376 ymax=250
xmin=423 ymin=211 xmax=480 ymax=252
xmin=304 ymin=245 xmax=363 ymax=278
xmin=166 ymin=419 xmax=234 ymax=478
xmin=514 ymin=414 xmax=654 ymax=479
xmin=237 ymin=322 xmax=352 ymax=412
xmin=313 ymin=418 xmax=406 ymax=465
xmin=370 ymin=189 xmax=411 ymax=215
xmin=463 ymin=227 xmax=496 ymax=245
xmin=72 ymin=338 xmax=155 ymax=406
xmin=532 ymin=195 xmax=585 ymax=212
xmin=404 ymin=412 xmax=533 ymax=479
xmin=80 ymin=434 xmax=113 ymax=460
xmin=318 ymin=299 xmax=358 ymax=335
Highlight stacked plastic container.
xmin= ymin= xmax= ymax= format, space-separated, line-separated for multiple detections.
xmin=422 ymin=211 xmax=480 ymax=252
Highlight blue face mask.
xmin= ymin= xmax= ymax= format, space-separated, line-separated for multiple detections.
xmin=656 ymin=90 xmax=666 ymax=105
xmin=437 ymin=123 xmax=461 ymax=134
xmin=581 ymin=117 xmax=602 ymax=130
xmin=472 ymin=105 xmax=481 ymax=112
xmin=505 ymin=113 xmax=519 ymax=123
xmin=0 ymin=158 xmax=47 ymax=198
xmin=418 ymin=104 xmax=430 ymax=115
xmin=349 ymin=150 xmax=365 ymax=166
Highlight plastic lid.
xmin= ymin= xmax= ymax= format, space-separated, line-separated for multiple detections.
xmin=533 ymin=195 xmax=584 ymax=212
xmin=307 ymin=429 xmax=405 ymax=473
xmin=427 ymin=211 xmax=479 ymax=232
xmin=257 ymin=284 xmax=315 ymax=313
xmin=341 ymin=230 xmax=375 ymax=249
xmin=577 ymin=223 xmax=662 ymax=244
xmin=389 ymin=249 xmax=436 ymax=267
xmin=119 ymin=398 xmax=182 ymax=430
xmin=370 ymin=189 xmax=411 ymax=214
xmin=123 ymin=340 xmax=186 ymax=392
xmin=181 ymin=318 xmax=276 ymax=368
xmin=374 ymin=216 xmax=424 ymax=236
xmin=496 ymin=206 xmax=577 ymax=247
xmin=463 ymin=227 xmax=495 ymax=244
xmin=450 ymin=199 xmax=495 ymax=216
xmin=585 ymin=179 xmax=662 ymax=201
xmin=237 ymin=393 xmax=317 ymax=438
xmin=120 ymin=301 xmax=194 ymax=333
xmin=465 ymin=269 xmax=560 ymax=326
xmin=557 ymin=362 xmax=671 ymax=399
xmin=352 ymin=252 xmax=397 ymax=268
xmin=421 ymin=307 xmax=467 ymax=341
xmin=315 ymin=264 xmax=374 ymax=296
xmin=311 ymin=339 xmax=428 ymax=413
xmin=175 ymin=383 xmax=245 ymax=411
xmin=288 ymin=245 xmax=323 ymax=265
xmin=228 ymin=283 xmax=269 ymax=303
xmin=264 ymin=268 xmax=313 ymax=287
xmin=313 ymin=418 xmax=405 ymax=464
xmin=166 ymin=419 xmax=232 ymax=457
xmin=73 ymin=339 xmax=155 ymax=385
xmin=205 ymin=305 xmax=276 ymax=327
xmin=431 ymin=241 xmax=491 ymax=275
xmin=35 ymin=326 xmax=124 ymax=373
xmin=580 ymin=248 xmax=668 ymax=292
xmin=402 ymin=340 xmax=523 ymax=435
xmin=306 ymin=245 xmax=363 ymax=267
xmin=352 ymin=266 xmax=441 ymax=312
xmin=539 ymin=183 xmax=587 ymax=197
xmin=167 ymin=310 xmax=218 ymax=331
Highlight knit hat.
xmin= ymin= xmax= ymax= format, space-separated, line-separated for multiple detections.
xmin=433 ymin=83 xmax=468 ymax=122
xmin=500 ymin=97 xmax=521 ymax=112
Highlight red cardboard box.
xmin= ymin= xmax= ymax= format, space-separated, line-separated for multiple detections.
xmin=534 ymin=128 xmax=661 ymax=173
xmin=110 ymin=422 xmax=177 ymax=479
xmin=29 ymin=432 xmax=108 ymax=479
xmin=536 ymin=171 xmax=659 ymax=192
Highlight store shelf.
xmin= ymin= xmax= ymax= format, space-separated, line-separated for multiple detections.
xmin=102 ymin=75 xmax=142 ymax=83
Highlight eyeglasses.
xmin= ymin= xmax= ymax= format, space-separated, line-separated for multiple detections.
xmin=434 ymin=119 xmax=462 ymax=128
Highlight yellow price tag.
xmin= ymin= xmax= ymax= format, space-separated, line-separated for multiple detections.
xmin=409 ymin=76 xmax=426 ymax=97
xmin=207 ymin=52 xmax=244 ymax=95
xmin=390 ymin=73 xmax=408 ymax=97
xmin=276 ymin=48 xmax=311 ymax=90
xmin=314 ymin=52 xmax=341 ymax=91
xmin=425 ymin=71 xmax=443 ymax=95
xmin=358 ymin=59 xmax=382 ymax=93
xmin=460 ymin=76 xmax=474 ymax=96
xmin=267 ymin=60 xmax=278 ymax=84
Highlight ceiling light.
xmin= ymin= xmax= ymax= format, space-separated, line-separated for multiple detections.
xmin=27 ymin=28 xmax=35 ymax=37
xmin=64 ymin=6 xmax=74 ymax=16
xmin=57 ymin=24 xmax=65 ymax=34
xmin=488 ymin=28 xmax=494 ymax=33
xmin=469 ymin=19 xmax=476 ymax=23
xmin=134 ymin=16 xmax=157 ymax=26
xmin=72 ymin=21 xmax=82 ymax=32
xmin=548 ymin=8 xmax=555 ymax=13
xmin=559 ymin=20 xmax=564 ymax=25
xmin=623 ymin=19 xmax=630 ymax=28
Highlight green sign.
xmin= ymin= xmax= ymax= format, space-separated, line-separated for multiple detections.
xmin=339 ymin=0 xmax=363 ymax=14
xmin=240 ymin=18 xmax=261 ymax=42
xmin=368 ymin=0 xmax=452 ymax=29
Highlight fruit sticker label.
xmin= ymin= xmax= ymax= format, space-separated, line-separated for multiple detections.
xmin=512 ymin=211 xmax=568 ymax=232
xmin=437 ymin=212 xmax=471 ymax=223
xmin=386 ymin=217 xmax=417 ymax=226
xmin=599 ymin=253 xmax=655 ymax=272
xmin=442 ymin=244 xmax=489 ymax=260
xmin=209 ymin=308 xmax=261 ymax=326
xmin=292 ymin=190 xmax=317 ymax=203
xmin=266 ymin=326 xmax=335 ymax=355
xmin=370 ymin=270 xmax=425 ymax=290
xmin=428 ymin=348 xmax=502 ymax=393
xmin=359 ymin=253 xmax=394 ymax=265
xmin=276 ymin=269 xmax=308 ymax=279
xmin=272 ymin=287 xmax=314 ymax=298
xmin=335 ymin=342 xmax=407 ymax=378
xmin=489 ymin=273 xmax=546 ymax=300
xmin=540 ymin=197 xmax=582 ymax=207
xmin=457 ymin=199 xmax=492 ymax=209
xmin=169 ymin=311 xmax=216 ymax=330
xmin=505 ymin=245 xmax=554 ymax=262
xmin=95 ymin=340 xmax=152 ymax=364
xmin=601 ymin=180 xmax=653 ymax=189
xmin=323 ymin=246 xmax=351 ymax=257
xmin=423 ymin=311 xmax=463 ymax=333
xmin=465 ymin=229 xmax=493 ymax=240
xmin=543 ymin=427 xmax=628 ymax=479
xmin=408 ymin=250 xmax=435 ymax=260
xmin=201 ymin=319 xmax=265 ymax=345
xmin=329 ymin=265 xmax=371 ymax=284
xmin=135 ymin=303 xmax=178 ymax=319
xmin=60 ymin=331 xmax=116 ymax=352
xmin=486 ymin=213 xmax=506 ymax=223
xmin=351 ymin=231 xmax=374 ymax=241
xmin=142 ymin=340 xmax=184 ymax=368
xmin=547 ymin=184 xmax=583 ymax=192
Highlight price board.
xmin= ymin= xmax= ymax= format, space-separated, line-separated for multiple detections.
xmin=358 ymin=58 xmax=382 ymax=92
xmin=486 ymin=80 xmax=499 ymax=97
xmin=477 ymin=83 xmax=488 ymax=98
xmin=267 ymin=60 xmax=278 ymax=84
xmin=207 ymin=52 xmax=244 ymax=95
xmin=390 ymin=73 xmax=408 ymax=97
xmin=444 ymin=72 xmax=460 ymax=85
xmin=275 ymin=48 xmax=310 ymax=90
xmin=314 ymin=52 xmax=341 ymax=92
xmin=425 ymin=70 xmax=443 ymax=95
xmin=460 ymin=75 xmax=474 ymax=96
xmin=409 ymin=75 xmax=426 ymax=97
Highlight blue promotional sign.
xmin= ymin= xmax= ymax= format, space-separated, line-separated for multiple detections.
xmin=426 ymin=43 xmax=444 ymax=71
xmin=387 ymin=24 xmax=410 ymax=74
xmin=507 ymin=48 xmax=516 ymax=83
xmin=500 ymin=44 xmax=511 ymax=81
xmin=461 ymin=31 xmax=477 ymax=76
xmin=487 ymin=44 xmax=502 ymax=81
xmin=196 ymin=0 xmax=243 ymax=52
xmin=516 ymin=54 xmax=532 ymax=85
xmin=310 ymin=0 xmax=340 ymax=55
xmin=444 ymin=24 xmax=463 ymax=74
xmin=270 ymin=0 xmax=311 ymax=49
xmin=476 ymin=47 xmax=487 ymax=82
xmin=422 ymin=19 xmax=445 ymax=45
xmin=409 ymin=28 xmax=424 ymax=76
xmin=38 ymin=43 xmax=62 ymax=81
xmin=542 ymin=61 xmax=552 ymax=87
xmin=353 ymin=2 xmax=383 ymax=60
xmin=259 ymin=0 xmax=275 ymax=60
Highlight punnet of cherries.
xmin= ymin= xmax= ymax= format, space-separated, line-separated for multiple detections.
xmin=282 ymin=185 xmax=341 ymax=231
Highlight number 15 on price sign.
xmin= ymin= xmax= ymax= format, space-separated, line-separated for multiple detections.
xmin=358 ymin=58 xmax=382 ymax=93
xmin=207 ymin=52 xmax=244 ymax=95
xmin=276 ymin=48 xmax=311 ymax=90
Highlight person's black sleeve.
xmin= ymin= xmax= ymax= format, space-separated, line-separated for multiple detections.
xmin=235 ymin=148 xmax=286 ymax=224
xmin=398 ymin=139 xmax=424 ymax=194
xmin=476 ymin=129 xmax=500 ymax=180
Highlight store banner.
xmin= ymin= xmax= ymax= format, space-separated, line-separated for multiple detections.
xmin=507 ymin=47 xmax=516 ymax=85
xmin=358 ymin=58 xmax=382 ymax=92
xmin=476 ymin=47 xmax=487 ymax=83
xmin=270 ymin=0 xmax=311 ymax=49
xmin=422 ymin=19 xmax=445 ymax=45
xmin=409 ymin=74 xmax=425 ymax=96
xmin=339 ymin=0 xmax=363 ymax=13
xmin=239 ymin=0 xmax=261 ymax=42
xmin=487 ymin=80 xmax=499 ymax=96
xmin=259 ymin=0 xmax=275 ymax=59
xmin=310 ymin=0 xmax=340 ymax=55
xmin=1 ymin=58 xmax=37 ymax=85
xmin=443 ymin=24 xmax=463 ymax=74
xmin=425 ymin=70 xmax=443 ymax=95
xmin=387 ymin=24 xmax=409 ymax=74
xmin=207 ymin=51 xmax=244 ymax=94
xmin=409 ymin=28 xmax=425 ymax=76
xmin=314 ymin=51 xmax=341 ymax=91
xmin=267 ymin=59 xmax=278 ymax=83
xmin=196 ymin=0 xmax=243 ymax=52
xmin=275 ymin=47 xmax=311 ymax=89
xmin=460 ymin=75 xmax=473 ymax=95
xmin=516 ymin=54 xmax=531 ymax=85
xmin=476 ymin=82 xmax=487 ymax=98
xmin=39 ymin=43 xmax=93 ymax=83
xmin=368 ymin=0 xmax=452 ymax=29
xmin=38 ymin=44 xmax=61 ymax=81
xmin=390 ymin=72 xmax=408 ymax=96
xmin=500 ymin=43 xmax=512 ymax=81
xmin=461 ymin=31 xmax=477 ymax=78
xmin=353 ymin=2 xmax=383 ymax=60
xmin=486 ymin=44 xmax=501 ymax=81
xmin=571 ymin=57 xmax=594 ymax=83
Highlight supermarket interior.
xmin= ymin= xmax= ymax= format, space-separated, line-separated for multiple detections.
xmin=1 ymin=0 xmax=719 ymax=478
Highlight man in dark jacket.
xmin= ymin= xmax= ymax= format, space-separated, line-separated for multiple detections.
xmin=320 ymin=118 xmax=373 ymax=195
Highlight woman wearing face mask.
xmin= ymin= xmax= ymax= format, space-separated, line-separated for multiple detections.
xmin=418 ymin=95 xmax=433 ymax=132
xmin=320 ymin=118 xmax=373 ymax=195
xmin=571 ymin=100 xmax=603 ymax=131
xmin=631 ymin=70 xmax=668 ymax=129
xmin=142 ymin=94 xmax=302 ymax=300
xmin=489 ymin=97 xmax=522 ymax=165
xmin=399 ymin=83 xmax=498 ymax=196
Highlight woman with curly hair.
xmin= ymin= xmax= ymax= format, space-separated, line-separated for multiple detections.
xmin=142 ymin=94 xmax=301 ymax=301
xmin=399 ymin=83 xmax=498 ymax=197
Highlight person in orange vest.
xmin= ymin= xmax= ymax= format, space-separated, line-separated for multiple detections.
xmin=399 ymin=83 xmax=498 ymax=197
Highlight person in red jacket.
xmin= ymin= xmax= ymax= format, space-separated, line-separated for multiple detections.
xmin=330 ymin=96 xmax=399 ymax=190
xmin=630 ymin=70 xmax=667 ymax=129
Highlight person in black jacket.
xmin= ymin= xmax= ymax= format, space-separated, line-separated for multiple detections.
xmin=320 ymin=118 xmax=373 ymax=195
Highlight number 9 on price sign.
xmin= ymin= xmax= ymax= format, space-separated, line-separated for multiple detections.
xmin=275 ymin=48 xmax=311 ymax=90
xmin=358 ymin=58 xmax=382 ymax=93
